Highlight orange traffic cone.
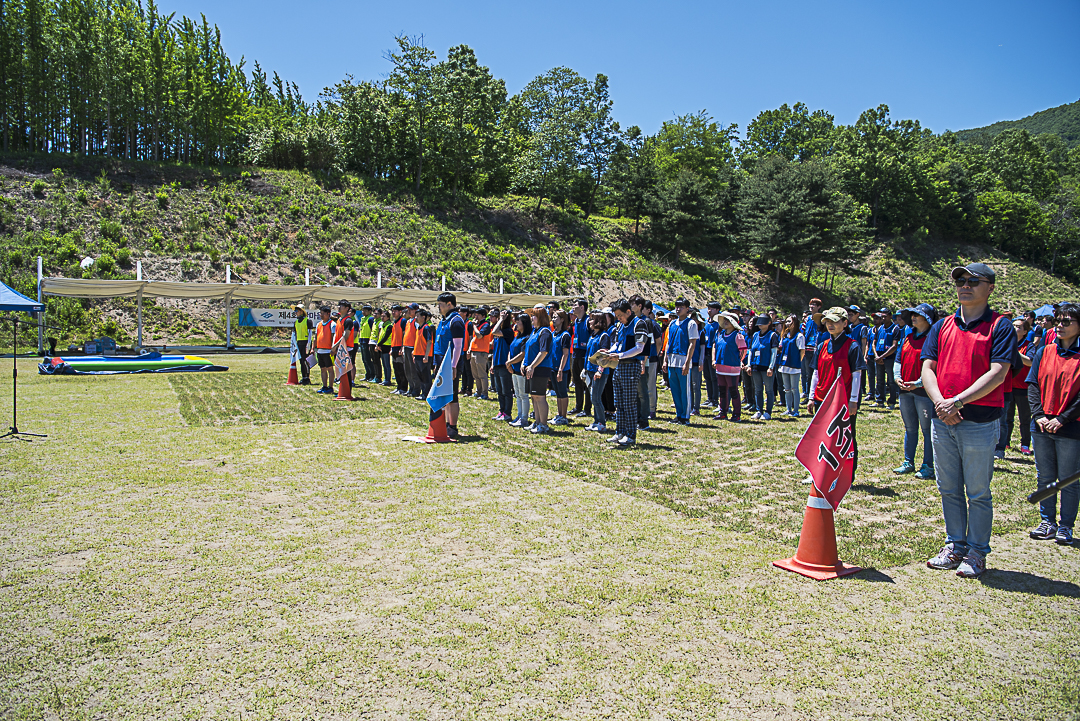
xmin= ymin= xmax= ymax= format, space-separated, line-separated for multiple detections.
xmin=773 ymin=486 xmax=861 ymax=580
xmin=286 ymin=360 xmax=299 ymax=386
xmin=423 ymin=409 xmax=455 ymax=443
xmin=333 ymin=372 xmax=354 ymax=401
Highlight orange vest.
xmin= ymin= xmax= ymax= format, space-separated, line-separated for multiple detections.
xmin=315 ymin=320 xmax=334 ymax=350
xmin=390 ymin=316 xmax=405 ymax=347
xmin=403 ymin=318 xmax=418 ymax=347
xmin=471 ymin=323 xmax=491 ymax=353
xmin=413 ymin=325 xmax=431 ymax=357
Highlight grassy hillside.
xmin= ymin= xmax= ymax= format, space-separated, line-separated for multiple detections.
xmin=956 ymin=98 xmax=1080 ymax=148
xmin=0 ymin=152 xmax=1076 ymax=349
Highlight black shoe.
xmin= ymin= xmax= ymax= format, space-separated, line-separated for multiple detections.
xmin=300 ymin=378 xmax=312 ymax=385
xmin=446 ymin=424 xmax=459 ymax=439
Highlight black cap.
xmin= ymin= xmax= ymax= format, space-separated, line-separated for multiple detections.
xmin=876 ymin=307 xmax=890 ymax=315
xmin=951 ymin=263 xmax=996 ymax=283
xmin=706 ymin=301 xmax=722 ymax=309
xmin=338 ymin=299 xmax=352 ymax=308
xmin=674 ymin=297 xmax=690 ymax=307
xmin=408 ymin=302 xmax=419 ymax=310
xmin=753 ymin=315 xmax=771 ymax=326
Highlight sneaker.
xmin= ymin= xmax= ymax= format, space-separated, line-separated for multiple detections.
xmin=523 ymin=422 xmax=536 ymax=432
xmin=547 ymin=390 xmax=556 ymax=397
xmin=606 ymin=433 xmax=623 ymax=443
xmin=887 ymin=405 xmax=895 ymax=411
xmin=552 ymin=416 xmax=569 ymax=426
xmin=594 ymin=424 xmax=606 ymax=433
xmin=492 ymin=412 xmax=507 ymax=421
xmin=649 ymin=412 xmax=657 ymax=420
xmin=1055 ymin=526 xmax=1073 ymax=545
xmin=508 ymin=418 xmax=525 ymax=428
xmin=994 ymin=449 xmax=1005 ymax=460
xmin=956 ymin=551 xmax=986 ymax=578
xmin=445 ymin=425 xmax=459 ymax=439
xmin=751 ymin=412 xmax=763 ymax=420
xmin=914 ymin=464 xmax=935 ymax=480
xmin=761 ymin=412 xmax=771 ymax=420
xmin=893 ymin=460 xmax=916 ymax=475
xmin=1030 ymin=520 xmax=1059 ymax=540
xmin=875 ymin=402 xmax=885 ymax=408
xmin=300 ymin=378 xmax=312 ymax=385
xmin=617 ymin=436 xmax=636 ymax=447
xmin=792 ymin=411 xmax=800 ymax=418
xmin=1020 ymin=445 xmax=1033 ymax=456
xmin=573 ymin=411 xmax=588 ymax=418
xmin=927 ymin=545 xmax=965 ymax=570
xmin=712 ymin=413 xmax=727 ymax=421
xmin=529 ymin=423 xmax=543 ymax=434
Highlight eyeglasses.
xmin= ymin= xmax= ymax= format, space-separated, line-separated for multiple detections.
xmin=1056 ymin=318 xmax=1076 ymax=327
xmin=954 ymin=277 xmax=986 ymax=287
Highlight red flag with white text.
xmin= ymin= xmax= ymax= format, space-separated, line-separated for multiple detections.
xmin=796 ymin=374 xmax=855 ymax=510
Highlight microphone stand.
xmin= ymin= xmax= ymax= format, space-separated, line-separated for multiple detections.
xmin=1 ymin=316 xmax=60 ymax=442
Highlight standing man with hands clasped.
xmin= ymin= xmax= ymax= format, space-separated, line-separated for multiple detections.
xmin=921 ymin=263 xmax=1016 ymax=579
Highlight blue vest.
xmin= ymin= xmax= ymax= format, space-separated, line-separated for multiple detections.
xmin=615 ymin=317 xmax=640 ymax=354
xmin=874 ymin=324 xmax=895 ymax=353
xmin=523 ymin=328 xmax=555 ymax=369
xmin=434 ymin=310 xmax=464 ymax=361
xmin=552 ymin=330 xmax=571 ymax=369
xmin=750 ymin=330 xmax=777 ymax=368
xmin=585 ymin=331 xmax=610 ymax=372
xmin=667 ymin=317 xmax=692 ymax=356
xmin=715 ymin=329 xmax=742 ymax=367
xmin=779 ymin=336 xmax=802 ymax=370
xmin=572 ymin=317 xmax=591 ymax=351
xmin=802 ymin=317 xmax=820 ymax=348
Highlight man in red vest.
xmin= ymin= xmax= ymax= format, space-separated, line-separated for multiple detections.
xmin=921 ymin=263 xmax=1016 ymax=578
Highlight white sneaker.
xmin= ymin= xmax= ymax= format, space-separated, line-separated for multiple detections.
xmin=606 ymin=433 xmax=624 ymax=443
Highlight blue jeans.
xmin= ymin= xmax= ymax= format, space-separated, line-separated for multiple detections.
xmin=667 ymin=365 xmax=692 ymax=421
xmin=751 ymin=368 xmax=774 ymax=415
xmin=779 ymin=371 xmax=800 ymax=414
xmin=899 ymin=392 xmax=934 ymax=467
xmin=590 ymin=372 xmax=610 ymax=426
xmin=931 ymin=418 xmax=998 ymax=557
xmin=801 ymin=355 xmax=815 ymax=401
xmin=1033 ymin=431 xmax=1080 ymax=528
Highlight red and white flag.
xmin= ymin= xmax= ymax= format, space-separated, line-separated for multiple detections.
xmin=796 ymin=374 xmax=855 ymax=510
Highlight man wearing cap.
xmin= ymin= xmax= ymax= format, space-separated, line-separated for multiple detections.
xmin=846 ymin=306 xmax=870 ymax=401
xmin=661 ymin=298 xmax=697 ymax=425
xmin=358 ymin=304 xmax=376 ymax=382
xmin=402 ymin=303 xmax=421 ymax=398
xmin=872 ymin=307 xmax=899 ymax=410
xmin=570 ymin=298 xmax=592 ymax=418
xmin=293 ymin=305 xmax=315 ymax=385
xmin=801 ymin=298 xmax=824 ymax=404
xmin=313 ymin=305 xmax=336 ymax=393
xmin=921 ymin=263 xmax=1015 ymax=579
xmin=332 ymin=300 xmax=359 ymax=386
xmin=433 ymin=292 xmax=467 ymax=438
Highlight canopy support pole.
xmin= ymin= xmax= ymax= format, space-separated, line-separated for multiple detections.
xmin=135 ymin=261 xmax=143 ymax=350
xmin=36 ymin=256 xmax=43 ymax=355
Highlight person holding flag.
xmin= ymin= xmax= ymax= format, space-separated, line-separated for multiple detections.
xmin=432 ymin=293 xmax=467 ymax=439
xmin=808 ymin=307 xmax=866 ymax=476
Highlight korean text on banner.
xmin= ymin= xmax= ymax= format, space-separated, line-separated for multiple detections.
xmin=795 ymin=375 xmax=856 ymax=510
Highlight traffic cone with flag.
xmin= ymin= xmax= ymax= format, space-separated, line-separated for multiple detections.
xmin=774 ymin=372 xmax=861 ymax=580
xmin=333 ymin=371 xmax=354 ymax=401
xmin=285 ymin=360 xmax=299 ymax=386
xmin=286 ymin=331 xmax=300 ymax=385
xmin=403 ymin=352 xmax=457 ymax=443
xmin=422 ymin=409 xmax=454 ymax=443
xmin=773 ymin=485 xmax=860 ymax=580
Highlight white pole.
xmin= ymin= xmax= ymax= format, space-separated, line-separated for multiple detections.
xmin=36 ymin=256 xmax=43 ymax=354
xmin=499 ymin=278 xmax=504 ymax=294
xmin=305 ymin=268 xmax=309 ymax=286
xmin=136 ymin=260 xmax=142 ymax=281
xmin=226 ymin=264 xmax=231 ymax=284
xmin=441 ymin=275 xmax=446 ymax=291
xmin=377 ymin=271 xmax=382 ymax=289
xmin=224 ymin=268 xmax=231 ymax=349
xmin=136 ymin=259 xmax=143 ymax=350
xmin=551 ymin=280 xmax=556 ymax=296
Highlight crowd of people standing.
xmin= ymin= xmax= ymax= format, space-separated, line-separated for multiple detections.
xmin=294 ymin=267 xmax=1079 ymax=579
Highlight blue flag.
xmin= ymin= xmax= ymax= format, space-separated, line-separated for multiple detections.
xmin=427 ymin=353 xmax=454 ymax=414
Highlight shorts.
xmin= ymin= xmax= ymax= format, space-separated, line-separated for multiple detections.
xmin=317 ymin=352 xmax=333 ymax=369
xmin=552 ymin=370 xmax=570 ymax=398
xmin=527 ymin=367 xmax=552 ymax=396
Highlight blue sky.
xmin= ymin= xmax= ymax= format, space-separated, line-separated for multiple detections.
xmin=165 ymin=0 xmax=1079 ymax=136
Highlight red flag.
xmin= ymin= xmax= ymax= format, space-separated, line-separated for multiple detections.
xmin=796 ymin=374 xmax=855 ymax=510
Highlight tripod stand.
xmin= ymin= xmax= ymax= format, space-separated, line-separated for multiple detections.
xmin=1 ymin=316 xmax=48 ymax=441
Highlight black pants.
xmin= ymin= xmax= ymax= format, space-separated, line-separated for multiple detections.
xmin=359 ymin=342 xmax=374 ymax=380
xmin=1009 ymin=387 xmax=1033 ymax=448
xmin=874 ymin=359 xmax=897 ymax=406
xmin=866 ymin=359 xmax=876 ymax=399
xmin=636 ymin=361 xmax=650 ymax=425
xmin=392 ymin=348 xmax=408 ymax=392
xmin=704 ymin=359 xmax=718 ymax=405
xmin=403 ymin=346 xmax=419 ymax=396
xmin=461 ymin=355 xmax=474 ymax=394
xmin=416 ymin=356 xmax=432 ymax=398
xmin=572 ymin=353 xmax=590 ymax=413
xmin=494 ymin=365 xmax=514 ymax=416
xmin=297 ymin=339 xmax=310 ymax=381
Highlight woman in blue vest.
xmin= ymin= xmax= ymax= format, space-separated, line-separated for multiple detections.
xmin=662 ymin=299 xmax=698 ymax=425
xmin=777 ymin=315 xmax=805 ymax=417
xmin=584 ymin=312 xmax=612 ymax=432
xmin=712 ymin=312 xmax=746 ymax=422
xmin=489 ymin=310 xmax=515 ymax=422
xmin=748 ymin=315 xmax=780 ymax=420
xmin=505 ymin=313 xmax=532 ymax=428
xmin=522 ymin=307 xmax=555 ymax=434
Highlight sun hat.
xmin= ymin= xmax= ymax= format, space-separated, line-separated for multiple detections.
xmin=753 ymin=315 xmax=771 ymax=326
xmin=719 ymin=311 xmax=742 ymax=330
xmin=902 ymin=303 xmax=936 ymax=325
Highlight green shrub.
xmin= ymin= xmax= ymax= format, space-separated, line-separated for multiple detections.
xmin=76 ymin=189 xmax=88 ymax=204
xmin=156 ymin=191 xmax=169 ymax=209
xmin=259 ymin=274 xmax=269 ymax=284
xmin=96 ymin=253 xmax=115 ymax=274
xmin=116 ymin=248 xmax=132 ymax=268
xmin=224 ymin=213 xmax=238 ymax=228
xmin=32 ymin=179 xmax=46 ymax=196
xmin=99 ymin=219 xmax=122 ymax=241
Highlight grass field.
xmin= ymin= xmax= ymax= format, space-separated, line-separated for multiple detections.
xmin=2 ymin=354 xmax=1078 ymax=720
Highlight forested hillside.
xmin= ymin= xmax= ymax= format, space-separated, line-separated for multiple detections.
xmin=1 ymin=0 xmax=1079 ymax=347
xmin=958 ymin=99 xmax=1080 ymax=149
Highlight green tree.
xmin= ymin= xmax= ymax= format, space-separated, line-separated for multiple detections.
xmin=652 ymin=110 xmax=738 ymax=191
xmin=648 ymin=169 xmax=719 ymax=266
xmin=515 ymin=66 xmax=588 ymax=210
xmin=385 ymin=35 xmax=436 ymax=193
xmin=739 ymin=102 xmax=835 ymax=171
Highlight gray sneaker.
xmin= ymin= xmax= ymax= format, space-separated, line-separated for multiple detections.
xmin=927 ymin=545 xmax=965 ymax=570
xmin=617 ymin=436 xmax=636 ymax=447
xmin=956 ymin=551 xmax=986 ymax=578
xmin=1055 ymin=526 xmax=1073 ymax=545
xmin=606 ymin=433 xmax=623 ymax=443
xmin=1030 ymin=520 xmax=1059 ymax=540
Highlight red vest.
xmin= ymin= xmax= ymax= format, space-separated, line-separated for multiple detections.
xmin=899 ymin=333 xmax=928 ymax=384
xmin=1011 ymin=340 xmax=1031 ymax=391
xmin=936 ymin=313 xmax=1006 ymax=408
xmin=815 ymin=336 xmax=854 ymax=403
xmin=1037 ymin=344 xmax=1080 ymax=417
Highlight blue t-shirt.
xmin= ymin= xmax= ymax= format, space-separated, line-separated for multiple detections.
xmin=523 ymin=328 xmax=555 ymax=369
xmin=508 ymin=335 xmax=527 ymax=374
xmin=434 ymin=310 xmax=467 ymax=366
xmin=704 ymin=320 xmax=720 ymax=353
xmin=490 ymin=327 xmax=510 ymax=366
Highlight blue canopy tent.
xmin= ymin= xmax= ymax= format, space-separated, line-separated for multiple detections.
xmin=1034 ymin=304 xmax=1056 ymax=318
xmin=0 ymin=279 xmax=43 ymax=313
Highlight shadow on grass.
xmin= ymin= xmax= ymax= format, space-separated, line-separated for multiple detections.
xmin=854 ymin=568 xmax=895 ymax=583
xmin=851 ymin=483 xmax=900 ymax=497
xmin=980 ymin=570 xmax=1080 ymax=597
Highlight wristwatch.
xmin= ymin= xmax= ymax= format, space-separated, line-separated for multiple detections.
xmin=951 ymin=397 xmax=964 ymax=411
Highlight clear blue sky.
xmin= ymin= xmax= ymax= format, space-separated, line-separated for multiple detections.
xmin=164 ymin=0 xmax=1079 ymax=136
